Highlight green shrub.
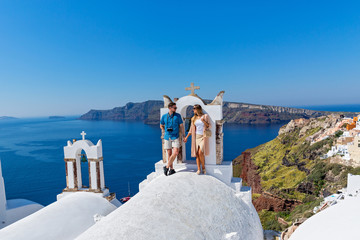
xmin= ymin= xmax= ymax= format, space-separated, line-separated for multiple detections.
xmin=232 ymin=164 xmax=242 ymax=178
xmin=350 ymin=167 xmax=360 ymax=175
xmin=325 ymin=163 xmax=343 ymax=176
xmin=259 ymin=210 xmax=283 ymax=231
xmin=334 ymin=130 xmax=343 ymax=138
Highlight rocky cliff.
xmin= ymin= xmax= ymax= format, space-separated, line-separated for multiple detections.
xmin=233 ymin=115 xmax=360 ymax=231
xmin=80 ymin=101 xmax=163 ymax=124
xmin=79 ymin=100 xmax=352 ymax=124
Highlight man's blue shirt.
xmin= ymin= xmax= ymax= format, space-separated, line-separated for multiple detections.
xmin=160 ymin=112 xmax=183 ymax=140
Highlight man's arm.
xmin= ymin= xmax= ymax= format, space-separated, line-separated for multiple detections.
xmin=180 ymin=123 xmax=185 ymax=139
xmin=160 ymin=114 xmax=165 ymax=131
xmin=160 ymin=115 xmax=165 ymax=138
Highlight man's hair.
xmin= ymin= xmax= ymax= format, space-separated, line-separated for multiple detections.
xmin=168 ymin=103 xmax=176 ymax=108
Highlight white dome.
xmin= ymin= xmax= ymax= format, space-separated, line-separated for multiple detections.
xmin=0 ymin=192 xmax=117 ymax=240
xmin=290 ymin=196 xmax=360 ymax=240
xmin=77 ymin=172 xmax=263 ymax=240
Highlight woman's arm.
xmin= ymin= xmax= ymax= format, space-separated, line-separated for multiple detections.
xmin=201 ymin=115 xmax=210 ymax=128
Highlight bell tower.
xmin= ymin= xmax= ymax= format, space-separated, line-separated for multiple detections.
xmin=57 ymin=132 xmax=114 ymax=201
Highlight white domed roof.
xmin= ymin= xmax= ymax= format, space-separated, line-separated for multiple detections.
xmin=290 ymin=196 xmax=360 ymax=240
xmin=0 ymin=192 xmax=117 ymax=240
xmin=77 ymin=172 xmax=263 ymax=240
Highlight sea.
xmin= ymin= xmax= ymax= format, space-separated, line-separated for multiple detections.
xmin=0 ymin=117 xmax=282 ymax=206
xmin=1 ymin=104 xmax=358 ymax=206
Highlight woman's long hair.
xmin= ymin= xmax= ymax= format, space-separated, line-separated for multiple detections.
xmin=191 ymin=104 xmax=204 ymax=124
xmin=193 ymin=104 xmax=204 ymax=116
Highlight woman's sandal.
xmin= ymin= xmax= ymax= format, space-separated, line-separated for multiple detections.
xmin=202 ymin=169 xmax=206 ymax=175
xmin=196 ymin=170 xmax=201 ymax=175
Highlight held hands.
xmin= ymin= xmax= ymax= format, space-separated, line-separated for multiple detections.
xmin=183 ymin=136 xmax=188 ymax=143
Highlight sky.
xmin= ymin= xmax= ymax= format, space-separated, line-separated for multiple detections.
xmin=0 ymin=1 xmax=359 ymax=117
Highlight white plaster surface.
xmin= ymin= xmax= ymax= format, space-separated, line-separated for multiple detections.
xmin=64 ymin=139 xmax=102 ymax=159
xmin=347 ymin=173 xmax=360 ymax=195
xmin=77 ymin=172 xmax=263 ymax=240
xmin=289 ymin=195 xmax=360 ymax=240
xmin=152 ymin=160 xmax=236 ymax=189
xmin=0 ymin=192 xmax=117 ymax=240
xmin=0 ymin=160 xmax=6 ymax=223
xmin=0 ymin=199 xmax=43 ymax=229
xmin=90 ymin=161 xmax=97 ymax=189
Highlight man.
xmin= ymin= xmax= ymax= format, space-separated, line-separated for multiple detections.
xmin=160 ymin=103 xmax=184 ymax=176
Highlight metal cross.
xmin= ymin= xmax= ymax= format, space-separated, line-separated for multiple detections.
xmin=185 ymin=82 xmax=200 ymax=96
xmin=80 ymin=131 xmax=86 ymax=140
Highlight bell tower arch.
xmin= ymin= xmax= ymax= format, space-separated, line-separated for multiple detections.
xmin=58 ymin=132 xmax=113 ymax=201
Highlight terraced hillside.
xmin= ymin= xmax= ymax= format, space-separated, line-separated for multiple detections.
xmin=233 ymin=115 xmax=360 ymax=231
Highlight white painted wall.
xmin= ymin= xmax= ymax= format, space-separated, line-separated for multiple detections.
xmin=0 ymin=160 xmax=7 ymax=223
xmin=67 ymin=162 xmax=74 ymax=189
xmin=90 ymin=162 xmax=97 ymax=190
xmin=347 ymin=173 xmax=360 ymax=195
xmin=0 ymin=193 xmax=116 ymax=240
xmin=100 ymin=162 xmax=105 ymax=189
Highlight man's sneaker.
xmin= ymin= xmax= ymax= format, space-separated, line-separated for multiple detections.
xmin=163 ymin=166 xmax=169 ymax=176
xmin=168 ymin=169 xmax=176 ymax=175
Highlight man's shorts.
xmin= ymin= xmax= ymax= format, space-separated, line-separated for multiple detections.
xmin=164 ymin=138 xmax=180 ymax=150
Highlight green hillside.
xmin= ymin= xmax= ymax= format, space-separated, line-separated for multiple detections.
xmin=233 ymin=116 xmax=360 ymax=231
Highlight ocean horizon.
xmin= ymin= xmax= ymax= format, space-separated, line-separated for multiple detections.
xmin=2 ymin=103 xmax=360 ymax=119
xmin=1 ymin=104 xmax=359 ymax=206
xmin=0 ymin=117 xmax=283 ymax=206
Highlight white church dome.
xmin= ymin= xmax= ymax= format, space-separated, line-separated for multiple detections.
xmin=77 ymin=172 xmax=263 ymax=240
xmin=0 ymin=192 xmax=117 ymax=240
xmin=290 ymin=195 xmax=360 ymax=240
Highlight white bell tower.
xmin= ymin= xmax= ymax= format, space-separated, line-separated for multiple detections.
xmin=57 ymin=132 xmax=115 ymax=201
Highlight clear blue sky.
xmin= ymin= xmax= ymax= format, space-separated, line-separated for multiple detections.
xmin=1 ymin=1 xmax=359 ymax=117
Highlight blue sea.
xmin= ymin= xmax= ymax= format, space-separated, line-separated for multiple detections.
xmin=2 ymin=104 xmax=360 ymax=206
xmin=0 ymin=117 xmax=283 ymax=206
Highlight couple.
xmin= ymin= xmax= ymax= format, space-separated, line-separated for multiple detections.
xmin=160 ymin=102 xmax=211 ymax=176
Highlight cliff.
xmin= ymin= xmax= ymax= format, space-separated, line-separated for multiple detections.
xmin=79 ymin=100 xmax=352 ymax=124
xmin=80 ymin=101 xmax=163 ymax=124
xmin=233 ymin=115 xmax=360 ymax=231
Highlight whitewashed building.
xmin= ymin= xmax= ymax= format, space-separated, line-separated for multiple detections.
xmin=347 ymin=173 xmax=360 ymax=196
xmin=325 ymin=145 xmax=350 ymax=160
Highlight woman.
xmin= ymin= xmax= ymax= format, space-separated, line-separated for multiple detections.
xmin=184 ymin=104 xmax=211 ymax=175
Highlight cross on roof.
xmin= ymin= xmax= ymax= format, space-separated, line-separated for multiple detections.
xmin=80 ymin=131 xmax=86 ymax=140
xmin=185 ymin=83 xmax=200 ymax=96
